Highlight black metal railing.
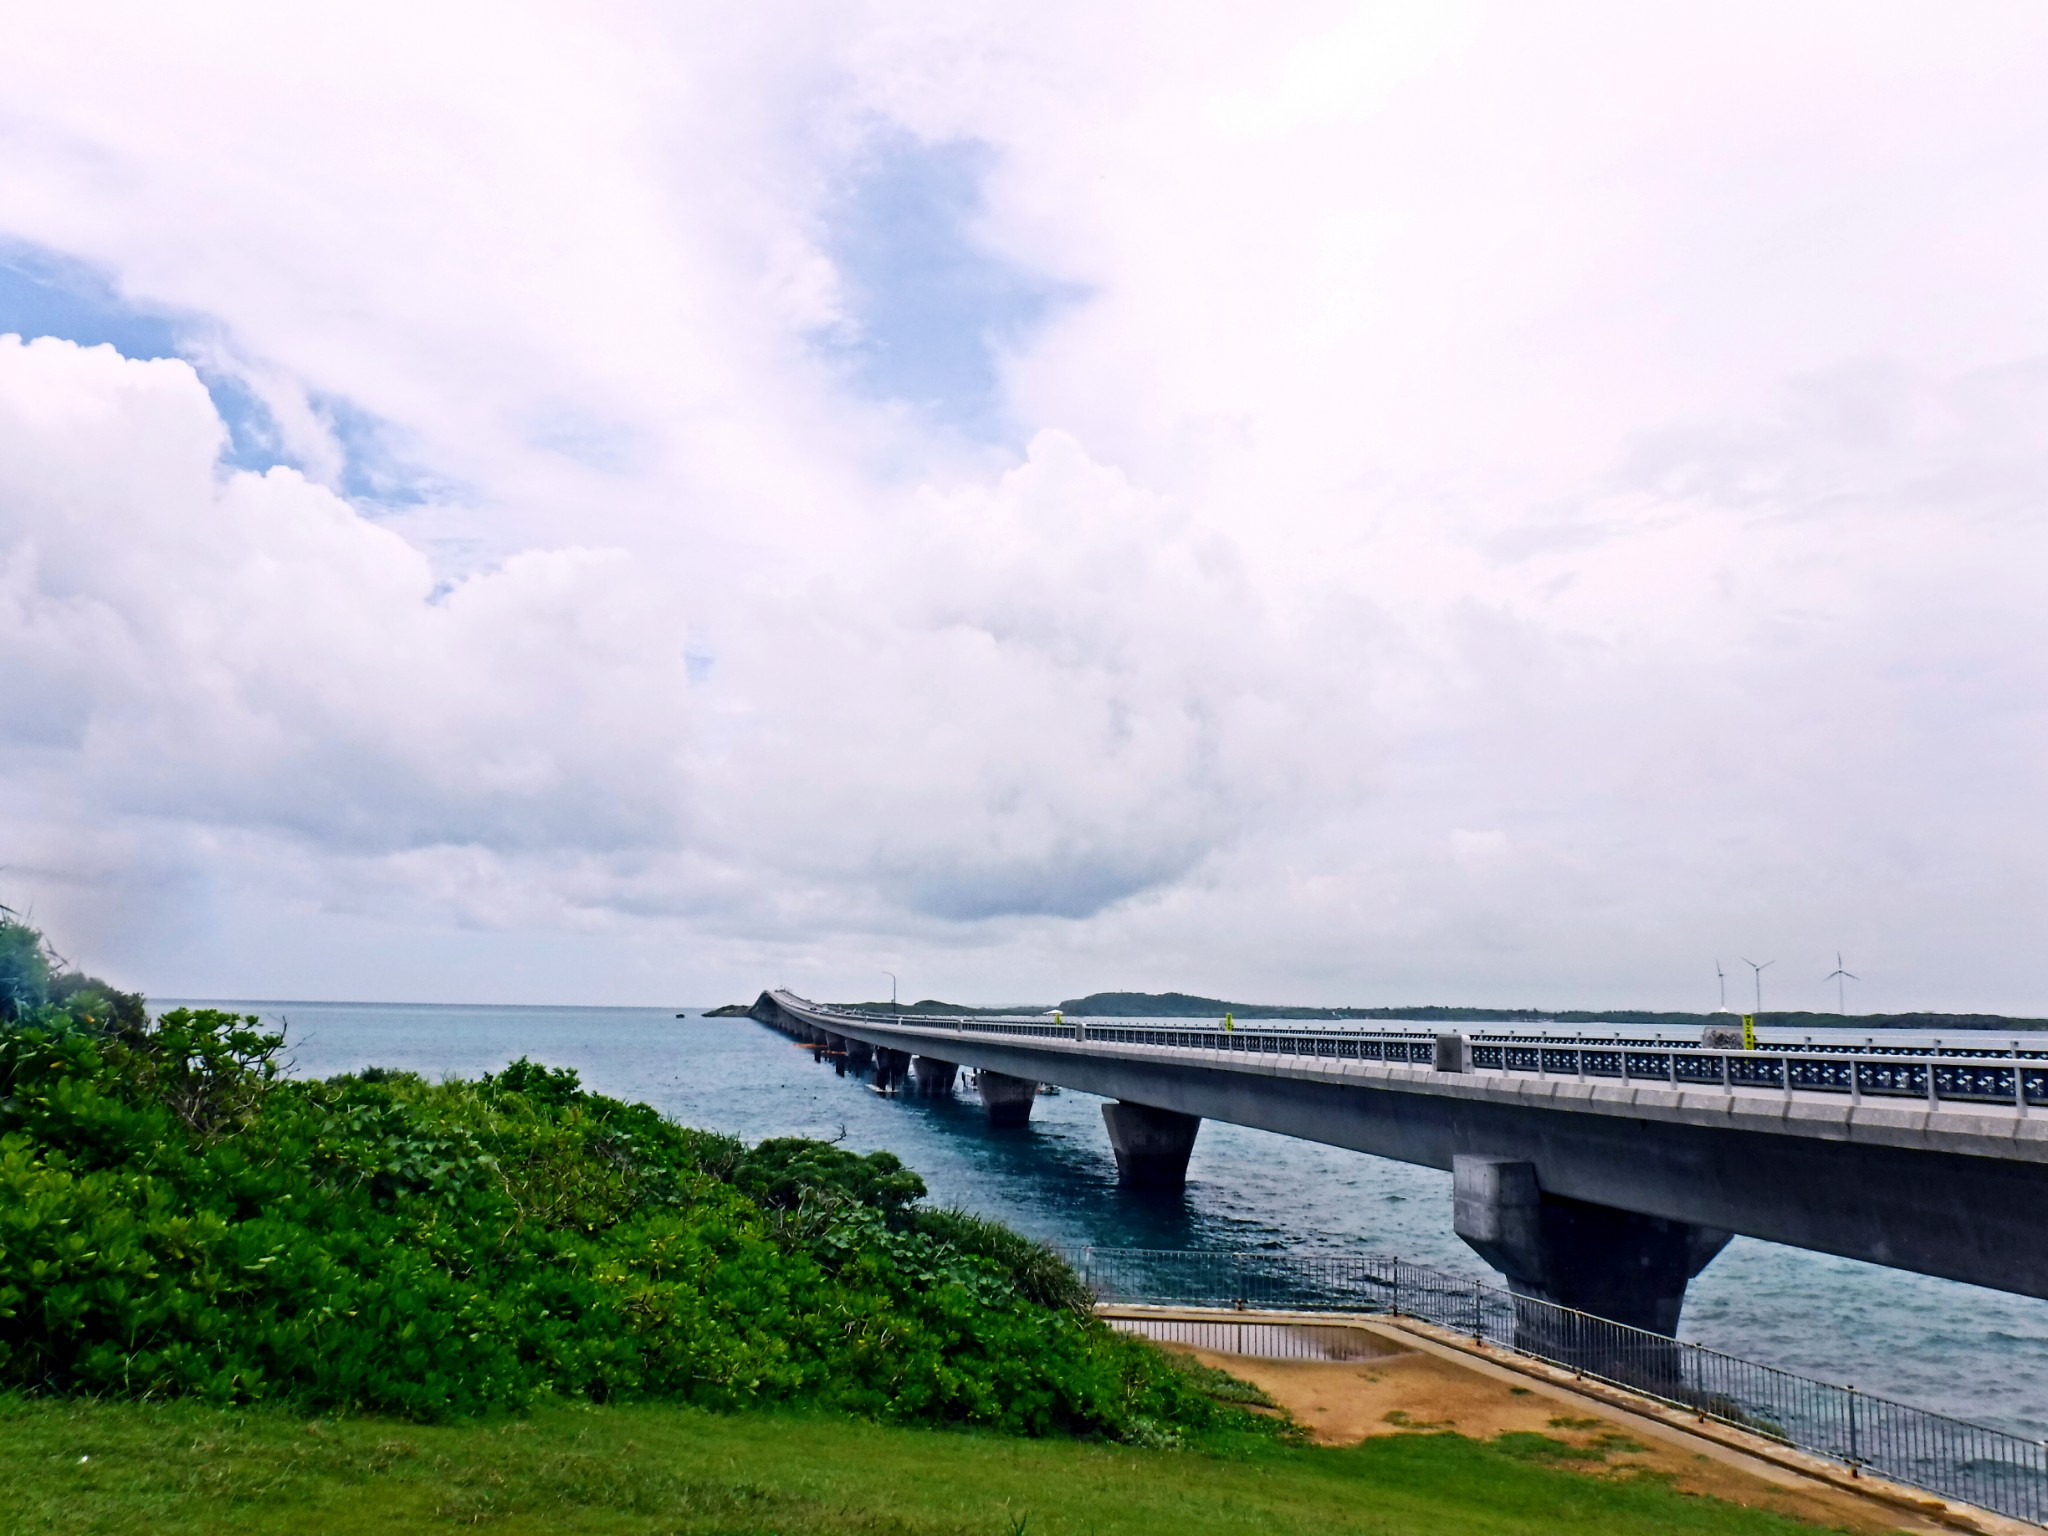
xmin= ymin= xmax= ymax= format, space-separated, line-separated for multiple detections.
xmin=770 ymin=1003 xmax=2048 ymax=1114
xmin=1066 ymin=1246 xmax=2048 ymax=1525
xmin=778 ymin=995 xmax=2048 ymax=1113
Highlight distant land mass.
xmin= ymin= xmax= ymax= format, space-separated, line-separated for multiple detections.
xmin=710 ymin=989 xmax=2048 ymax=1032
xmin=1047 ymin=992 xmax=2048 ymax=1031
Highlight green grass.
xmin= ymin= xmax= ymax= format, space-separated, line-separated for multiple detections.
xmin=1 ymin=1395 xmax=1858 ymax=1536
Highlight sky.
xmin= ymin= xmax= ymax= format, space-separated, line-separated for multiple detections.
xmin=2 ymin=2 xmax=2046 ymax=1013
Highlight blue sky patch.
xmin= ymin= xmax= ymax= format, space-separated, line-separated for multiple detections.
xmin=522 ymin=405 xmax=649 ymax=476
xmin=309 ymin=390 xmax=442 ymax=508
xmin=0 ymin=248 xmax=183 ymax=361
xmin=820 ymin=134 xmax=1077 ymax=440
xmin=0 ymin=244 xmax=436 ymax=506
xmin=0 ymin=247 xmax=282 ymax=469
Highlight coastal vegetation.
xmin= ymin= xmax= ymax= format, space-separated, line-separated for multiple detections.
xmin=0 ymin=913 xmax=1241 ymax=1441
xmin=0 ymin=915 xmax=1860 ymax=1531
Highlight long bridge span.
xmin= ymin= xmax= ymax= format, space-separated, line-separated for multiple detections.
xmin=750 ymin=989 xmax=2048 ymax=1335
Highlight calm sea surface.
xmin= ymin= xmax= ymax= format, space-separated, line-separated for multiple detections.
xmin=173 ymin=999 xmax=2048 ymax=1439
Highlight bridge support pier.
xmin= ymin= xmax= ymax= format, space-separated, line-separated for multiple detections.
xmin=1102 ymin=1102 xmax=1202 ymax=1191
xmin=911 ymin=1057 xmax=958 ymax=1097
xmin=977 ymin=1070 xmax=1038 ymax=1128
xmin=873 ymin=1047 xmax=912 ymax=1093
xmin=844 ymin=1039 xmax=874 ymax=1071
xmin=1453 ymin=1156 xmax=1729 ymax=1380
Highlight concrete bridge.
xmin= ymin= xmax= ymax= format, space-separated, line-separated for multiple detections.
xmin=750 ymin=990 xmax=2048 ymax=1338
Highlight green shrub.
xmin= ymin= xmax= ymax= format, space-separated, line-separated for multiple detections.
xmin=0 ymin=927 xmax=1253 ymax=1445
xmin=733 ymin=1136 xmax=927 ymax=1222
xmin=912 ymin=1207 xmax=1095 ymax=1314
xmin=0 ymin=908 xmax=144 ymax=1032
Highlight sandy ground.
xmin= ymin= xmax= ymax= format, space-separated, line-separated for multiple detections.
xmin=1167 ymin=1337 xmax=1971 ymax=1535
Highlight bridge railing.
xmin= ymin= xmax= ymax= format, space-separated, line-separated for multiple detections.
xmin=807 ymin=1001 xmax=2048 ymax=1111
xmin=780 ymin=993 xmax=2048 ymax=1112
xmin=1066 ymin=1245 xmax=2048 ymax=1525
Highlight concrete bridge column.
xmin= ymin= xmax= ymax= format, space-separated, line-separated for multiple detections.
xmin=977 ymin=1070 xmax=1039 ymax=1128
xmin=1453 ymin=1156 xmax=1729 ymax=1381
xmin=910 ymin=1057 xmax=958 ymax=1097
xmin=1102 ymin=1101 xmax=1201 ymax=1192
xmin=873 ymin=1047 xmax=912 ymax=1094
xmin=844 ymin=1039 xmax=874 ymax=1071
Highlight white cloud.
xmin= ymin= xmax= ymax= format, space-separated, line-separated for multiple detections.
xmin=0 ymin=337 xmax=697 ymax=850
xmin=0 ymin=338 xmax=1333 ymax=993
xmin=1 ymin=4 xmax=2046 ymax=1012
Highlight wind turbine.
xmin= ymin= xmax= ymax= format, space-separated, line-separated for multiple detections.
xmin=1742 ymin=957 xmax=1775 ymax=1014
xmin=884 ymin=971 xmax=898 ymax=1011
xmin=1824 ymin=952 xmax=1858 ymax=1015
xmin=1715 ymin=960 xmax=1729 ymax=1012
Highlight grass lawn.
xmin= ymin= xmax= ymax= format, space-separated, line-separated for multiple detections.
xmin=1 ymin=1395 xmax=1863 ymax=1535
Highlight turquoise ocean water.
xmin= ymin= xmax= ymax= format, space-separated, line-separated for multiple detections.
xmin=173 ymin=999 xmax=2048 ymax=1440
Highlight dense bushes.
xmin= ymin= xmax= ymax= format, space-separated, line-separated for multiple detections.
xmin=0 ymin=920 xmax=1247 ymax=1442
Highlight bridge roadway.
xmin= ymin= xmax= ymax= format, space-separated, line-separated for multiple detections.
xmin=752 ymin=990 xmax=2048 ymax=1337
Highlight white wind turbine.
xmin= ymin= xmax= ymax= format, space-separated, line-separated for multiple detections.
xmin=1742 ymin=957 xmax=1775 ymax=1014
xmin=1824 ymin=952 xmax=1858 ymax=1015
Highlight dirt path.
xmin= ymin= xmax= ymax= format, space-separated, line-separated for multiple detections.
xmin=1169 ymin=1338 xmax=1970 ymax=1535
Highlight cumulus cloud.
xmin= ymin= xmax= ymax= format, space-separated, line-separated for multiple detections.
xmin=0 ymin=337 xmax=696 ymax=848
xmin=0 ymin=337 xmax=1326 ymax=992
xmin=1 ymin=3 xmax=2046 ymax=1010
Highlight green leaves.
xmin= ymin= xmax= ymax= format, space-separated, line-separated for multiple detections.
xmin=731 ymin=1138 xmax=928 ymax=1223
xmin=0 ymin=910 xmax=145 ymax=1032
xmin=123 ymin=1008 xmax=284 ymax=1135
xmin=0 ymin=1021 xmax=1257 ymax=1444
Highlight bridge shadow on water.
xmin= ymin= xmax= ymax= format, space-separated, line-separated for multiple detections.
xmin=803 ymin=1043 xmax=1484 ymax=1268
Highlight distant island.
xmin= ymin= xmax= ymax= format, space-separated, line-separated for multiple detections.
xmin=1047 ymin=993 xmax=2048 ymax=1032
xmin=701 ymin=989 xmax=2048 ymax=1032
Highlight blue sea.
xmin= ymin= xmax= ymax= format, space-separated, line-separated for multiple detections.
xmin=174 ymin=999 xmax=2048 ymax=1440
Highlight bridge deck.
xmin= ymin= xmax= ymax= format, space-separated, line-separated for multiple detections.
xmin=771 ymin=993 xmax=2048 ymax=1166
xmin=757 ymin=989 xmax=2048 ymax=1300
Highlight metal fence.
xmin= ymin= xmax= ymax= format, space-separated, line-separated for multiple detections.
xmin=788 ymin=997 xmax=2048 ymax=1113
xmin=1068 ymin=1246 xmax=2048 ymax=1526
xmin=1105 ymin=1315 xmax=1402 ymax=1362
